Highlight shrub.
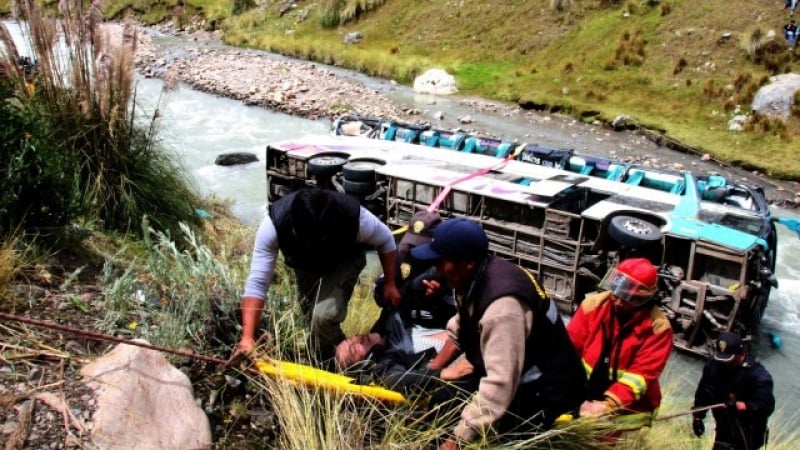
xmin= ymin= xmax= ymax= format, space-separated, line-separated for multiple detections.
xmin=551 ymin=0 xmax=574 ymax=12
xmin=1 ymin=0 xmax=202 ymax=241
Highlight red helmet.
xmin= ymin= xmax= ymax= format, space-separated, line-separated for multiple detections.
xmin=617 ymin=257 xmax=658 ymax=288
xmin=599 ymin=258 xmax=658 ymax=306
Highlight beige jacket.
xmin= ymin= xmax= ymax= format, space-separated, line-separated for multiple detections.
xmin=446 ymin=295 xmax=534 ymax=442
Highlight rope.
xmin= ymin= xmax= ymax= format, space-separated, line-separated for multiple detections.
xmin=655 ymin=403 xmax=726 ymax=421
xmin=0 ymin=311 xmax=230 ymax=366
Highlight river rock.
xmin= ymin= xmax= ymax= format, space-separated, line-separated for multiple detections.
xmin=80 ymin=342 xmax=211 ymax=450
xmin=215 ymin=152 xmax=259 ymax=166
xmin=751 ymin=73 xmax=800 ymax=119
xmin=344 ymin=32 xmax=363 ymax=44
xmin=413 ymin=69 xmax=458 ymax=95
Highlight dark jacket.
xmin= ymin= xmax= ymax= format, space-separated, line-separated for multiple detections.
xmin=373 ymin=265 xmax=456 ymax=331
xmin=269 ymin=190 xmax=362 ymax=276
xmin=459 ymin=256 xmax=586 ymax=425
xmin=694 ymin=356 xmax=775 ymax=450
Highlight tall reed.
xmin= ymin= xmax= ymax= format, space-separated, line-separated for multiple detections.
xmin=0 ymin=0 xmax=201 ymax=241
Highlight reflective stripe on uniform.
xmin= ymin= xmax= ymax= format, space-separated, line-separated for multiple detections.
xmin=617 ymin=370 xmax=647 ymax=401
xmin=581 ymin=359 xmax=647 ymax=401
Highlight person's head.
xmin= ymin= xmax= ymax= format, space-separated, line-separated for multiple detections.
xmin=410 ymin=218 xmax=489 ymax=290
xmin=599 ymin=257 xmax=658 ymax=311
xmin=398 ymin=210 xmax=442 ymax=253
xmin=290 ymin=189 xmax=344 ymax=245
xmin=713 ymin=331 xmax=747 ymax=367
xmin=335 ymin=333 xmax=383 ymax=369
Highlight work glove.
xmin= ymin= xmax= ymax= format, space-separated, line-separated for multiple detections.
xmin=692 ymin=417 xmax=705 ymax=437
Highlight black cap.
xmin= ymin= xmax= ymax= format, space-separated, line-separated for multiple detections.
xmin=399 ymin=210 xmax=442 ymax=247
xmin=713 ymin=332 xmax=744 ymax=362
xmin=411 ymin=218 xmax=488 ymax=261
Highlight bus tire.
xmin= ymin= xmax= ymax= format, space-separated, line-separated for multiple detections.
xmin=308 ymin=153 xmax=349 ymax=177
xmin=342 ymin=158 xmax=385 ymax=182
xmin=608 ymin=215 xmax=662 ymax=247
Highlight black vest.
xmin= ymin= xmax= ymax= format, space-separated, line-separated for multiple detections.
xmin=269 ymin=190 xmax=362 ymax=276
xmin=458 ymin=256 xmax=586 ymax=405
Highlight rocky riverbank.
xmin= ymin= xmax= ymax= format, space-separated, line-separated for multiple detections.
xmin=129 ymin=24 xmax=800 ymax=207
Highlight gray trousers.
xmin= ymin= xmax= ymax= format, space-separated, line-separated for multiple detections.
xmin=294 ymin=251 xmax=366 ymax=359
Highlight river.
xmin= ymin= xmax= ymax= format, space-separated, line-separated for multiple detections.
xmin=6 ymin=19 xmax=800 ymax=440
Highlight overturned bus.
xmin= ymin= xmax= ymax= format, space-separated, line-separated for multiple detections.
xmin=265 ymin=115 xmax=792 ymax=357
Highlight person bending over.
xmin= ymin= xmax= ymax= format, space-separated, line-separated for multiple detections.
xmin=232 ymin=188 xmax=401 ymax=365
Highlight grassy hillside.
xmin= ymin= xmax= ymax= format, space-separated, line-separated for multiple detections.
xmin=5 ymin=0 xmax=799 ymax=179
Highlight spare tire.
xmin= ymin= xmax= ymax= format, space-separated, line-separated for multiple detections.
xmin=608 ymin=215 xmax=662 ymax=247
xmin=308 ymin=153 xmax=349 ymax=177
xmin=342 ymin=158 xmax=386 ymax=182
xmin=343 ymin=179 xmax=375 ymax=196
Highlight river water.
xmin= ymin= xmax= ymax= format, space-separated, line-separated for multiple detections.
xmin=6 ymin=20 xmax=800 ymax=437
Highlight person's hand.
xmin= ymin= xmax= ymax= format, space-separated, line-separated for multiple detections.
xmin=224 ymin=337 xmax=255 ymax=369
xmin=440 ymin=359 xmax=474 ymax=381
xmin=224 ymin=332 xmax=271 ymax=369
xmin=438 ymin=438 xmax=459 ymax=450
xmin=382 ymin=282 xmax=402 ymax=307
xmin=725 ymin=399 xmax=745 ymax=412
xmin=692 ymin=417 xmax=705 ymax=437
xmin=579 ymin=400 xmax=611 ymax=417
xmin=422 ymin=279 xmax=442 ymax=296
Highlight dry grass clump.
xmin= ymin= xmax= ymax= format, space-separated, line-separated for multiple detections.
xmin=319 ymin=0 xmax=387 ymax=28
xmin=551 ymin=0 xmax=574 ymax=13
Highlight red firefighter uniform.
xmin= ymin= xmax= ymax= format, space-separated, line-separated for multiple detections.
xmin=567 ymin=291 xmax=673 ymax=429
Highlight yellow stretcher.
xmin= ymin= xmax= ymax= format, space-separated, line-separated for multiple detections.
xmin=255 ymin=359 xmax=408 ymax=405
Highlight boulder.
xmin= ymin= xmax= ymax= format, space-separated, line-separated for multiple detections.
xmin=80 ymin=342 xmax=211 ymax=450
xmin=344 ymin=32 xmax=363 ymax=44
xmin=413 ymin=69 xmax=458 ymax=95
xmin=215 ymin=152 xmax=259 ymax=166
xmin=751 ymin=73 xmax=800 ymax=119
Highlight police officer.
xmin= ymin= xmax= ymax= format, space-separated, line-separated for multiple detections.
xmin=692 ymin=331 xmax=775 ymax=450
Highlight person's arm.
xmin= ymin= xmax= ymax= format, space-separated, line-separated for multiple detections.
xmin=357 ymin=207 xmax=401 ymax=306
xmin=566 ymin=302 xmax=590 ymax=355
xmin=453 ymin=297 xmax=531 ymax=443
xmin=742 ymin=365 xmax=775 ymax=417
xmin=692 ymin=362 xmax=714 ymax=419
xmin=604 ymin=310 xmax=673 ymax=410
xmin=232 ymin=216 xmax=279 ymax=357
xmin=428 ymin=314 xmax=461 ymax=370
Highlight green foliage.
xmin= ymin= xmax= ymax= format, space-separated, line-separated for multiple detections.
xmin=318 ymin=0 xmax=343 ymax=28
xmin=317 ymin=0 xmax=387 ymax=28
xmin=0 ymin=85 xmax=78 ymax=236
xmin=99 ymin=220 xmax=248 ymax=351
xmin=215 ymin=0 xmax=800 ymax=179
xmin=1 ymin=1 xmax=202 ymax=242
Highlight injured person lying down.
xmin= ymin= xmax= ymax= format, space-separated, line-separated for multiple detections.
xmin=334 ymin=309 xmax=472 ymax=395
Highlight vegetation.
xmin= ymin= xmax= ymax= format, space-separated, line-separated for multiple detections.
xmin=1 ymin=0 xmax=202 ymax=242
